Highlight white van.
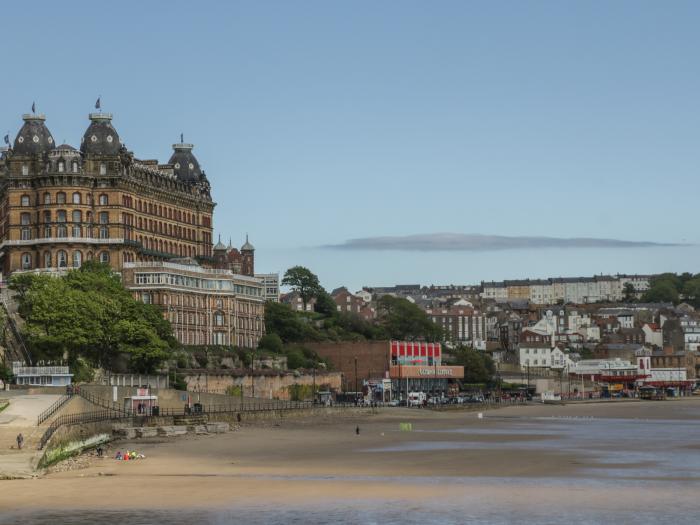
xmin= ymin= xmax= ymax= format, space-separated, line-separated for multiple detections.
xmin=408 ymin=392 xmax=426 ymax=407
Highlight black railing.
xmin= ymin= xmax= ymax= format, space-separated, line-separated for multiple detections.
xmin=38 ymin=408 xmax=130 ymax=449
xmin=37 ymin=396 xmax=366 ymax=449
xmin=37 ymin=393 xmax=73 ymax=425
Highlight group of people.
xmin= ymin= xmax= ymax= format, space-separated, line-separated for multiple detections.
xmin=114 ymin=450 xmax=145 ymax=461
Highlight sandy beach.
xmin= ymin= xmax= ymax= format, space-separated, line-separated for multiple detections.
xmin=2 ymin=399 xmax=700 ymax=523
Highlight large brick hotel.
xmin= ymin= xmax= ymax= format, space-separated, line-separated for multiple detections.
xmin=0 ymin=108 xmax=265 ymax=348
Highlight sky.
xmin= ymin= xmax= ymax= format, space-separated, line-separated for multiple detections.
xmin=1 ymin=1 xmax=699 ymax=291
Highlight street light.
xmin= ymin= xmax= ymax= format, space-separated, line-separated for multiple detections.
xmin=354 ymin=357 xmax=358 ymax=404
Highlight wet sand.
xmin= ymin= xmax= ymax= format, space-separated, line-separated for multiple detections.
xmin=2 ymin=399 xmax=700 ymax=517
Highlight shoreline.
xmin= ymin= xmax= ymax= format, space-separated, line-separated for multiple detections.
xmin=2 ymin=399 xmax=700 ymax=514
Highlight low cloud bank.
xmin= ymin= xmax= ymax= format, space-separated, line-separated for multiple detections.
xmin=323 ymin=233 xmax=682 ymax=252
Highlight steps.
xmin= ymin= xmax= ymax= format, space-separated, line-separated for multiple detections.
xmin=173 ymin=414 xmax=209 ymax=426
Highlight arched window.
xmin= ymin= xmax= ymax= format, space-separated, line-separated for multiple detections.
xmin=99 ymin=162 xmax=107 ymax=175
xmin=43 ymin=192 xmax=51 ymax=205
xmin=99 ymin=194 xmax=108 ymax=205
xmin=99 ymin=251 xmax=110 ymax=264
xmin=21 ymin=253 xmax=32 ymax=270
xmin=58 ymin=161 xmax=65 ymax=173
xmin=72 ymin=251 xmax=82 ymax=268
xmin=57 ymin=250 xmax=68 ymax=268
xmin=56 ymin=192 xmax=66 ymax=204
xmin=72 ymin=192 xmax=81 ymax=204
xmin=20 ymin=195 xmax=30 ymax=206
xmin=72 ymin=210 xmax=82 ymax=223
xmin=44 ymin=251 xmax=51 ymax=268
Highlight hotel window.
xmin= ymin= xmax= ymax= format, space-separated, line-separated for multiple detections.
xmin=99 ymin=251 xmax=110 ymax=264
xmin=20 ymin=195 xmax=30 ymax=206
xmin=56 ymin=225 xmax=67 ymax=238
xmin=43 ymin=192 xmax=51 ymax=205
xmin=57 ymin=250 xmax=68 ymax=268
xmin=99 ymin=194 xmax=108 ymax=206
xmin=56 ymin=192 xmax=66 ymax=204
xmin=99 ymin=163 xmax=107 ymax=175
xmin=99 ymin=226 xmax=109 ymax=239
xmin=58 ymin=161 xmax=64 ymax=173
xmin=214 ymin=311 xmax=224 ymax=326
xmin=21 ymin=164 xmax=29 ymax=175
xmin=72 ymin=192 xmax=81 ymax=204
xmin=72 ymin=161 xmax=78 ymax=173
xmin=43 ymin=225 xmax=51 ymax=238
xmin=56 ymin=210 xmax=66 ymax=223
xmin=21 ymin=253 xmax=32 ymax=270
xmin=44 ymin=251 xmax=51 ymax=268
xmin=72 ymin=210 xmax=82 ymax=223
xmin=72 ymin=251 xmax=82 ymax=268
xmin=72 ymin=225 xmax=82 ymax=237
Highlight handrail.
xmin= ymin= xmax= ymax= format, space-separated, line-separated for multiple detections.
xmin=37 ymin=393 xmax=73 ymax=425
xmin=37 ymin=396 xmax=365 ymax=449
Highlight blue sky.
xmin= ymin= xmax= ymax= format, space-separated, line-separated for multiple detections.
xmin=2 ymin=1 xmax=699 ymax=290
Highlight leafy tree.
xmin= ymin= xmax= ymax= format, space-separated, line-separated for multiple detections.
xmin=682 ymin=278 xmax=700 ymax=308
xmin=451 ymin=346 xmax=495 ymax=384
xmin=376 ymin=296 xmax=443 ymax=341
xmin=281 ymin=266 xmax=323 ymax=311
xmin=264 ymin=301 xmax=318 ymax=343
xmin=643 ymin=280 xmax=680 ymax=304
xmin=314 ymin=290 xmax=337 ymax=317
xmin=257 ymin=333 xmax=283 ymax=353
xmin=622 ymin=283 xmax=636 ymax=302
xmin=15 ymin=264 xmax=174 ymax=373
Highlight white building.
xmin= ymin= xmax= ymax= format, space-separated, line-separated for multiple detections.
xmin=12 ymin=362 xmax=72 ymax=386
xmin=642 ymin=323 xmax=663 ymax=348
xmin=255 ymin=273 xmax=280 ymax=302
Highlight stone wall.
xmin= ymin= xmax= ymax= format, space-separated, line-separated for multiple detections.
xmin=182 ymin=370 xmax=342 ymax=400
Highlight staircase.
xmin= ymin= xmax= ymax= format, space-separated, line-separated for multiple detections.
xmin=173 ymin=414 xmax=209 ymax=426
xmin=0 ymin=288 xmax=31 ymax=365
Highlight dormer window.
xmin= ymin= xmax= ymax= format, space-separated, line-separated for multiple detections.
xmin=72 ymin=161 xmax=78 ymax=173
xmin=58 ymin=161 xmax=64 ymax=173
xmin=99 ymin=162 xmax=107 ymax=175
xmin=21 ymin=164 xmax=28 ymax=176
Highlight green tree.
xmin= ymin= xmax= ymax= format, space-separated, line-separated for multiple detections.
xmin=643 ymin=280 xmax=679 ymax=304
xmin=682 ymin=277 xmax=700 ymax=307
xmin=281 ymin=266 xmax=323 ymax=311
xmin=451 ymin=347 xmax=495 ymax=384
xmin=314 ymin=290 xmax=337 ymax=317
xmin=264 ymin=301 xmax=317 ymax=343
xmin=15 ymin=264 xmax=175 ymax=373
xmin=376 ymin=296 xmax=443 ymax=341
xmin=623 ymin=283 xmax=636 ymax=302
xmin=257 ymin=333 xmax=283 ymax=353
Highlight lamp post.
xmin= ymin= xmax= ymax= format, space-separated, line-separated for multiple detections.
xmin=250 ymin=347 xmax=255 ymax=398
xmin=354 ymin=357 xmax=358 ymax=404
xmin=312 ymin=364 xmax=316 ymax=404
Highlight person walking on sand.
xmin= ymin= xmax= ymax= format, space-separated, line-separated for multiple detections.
xmin=356 ymin=425 xmax=360 ymax=435
xmin=16 ymin=433 xmax=23 ymax=450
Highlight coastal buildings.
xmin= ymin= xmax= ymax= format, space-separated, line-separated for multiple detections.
xmin=0 ymin=110 xmax=214 ymax=277
xmin=256 ymin=273 xmax=280 ymax=302
xmin=121 ymin=259 xmax=265 ymax=348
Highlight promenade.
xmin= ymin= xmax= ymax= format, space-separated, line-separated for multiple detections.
xmin=0 ymin=393 xmax=60 ymax=478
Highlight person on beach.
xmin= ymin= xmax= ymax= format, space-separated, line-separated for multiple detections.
xmin=356 ymin=425 xmax=360 ymax=435
xmin=16 ymin=433 xmax=23 ymax=450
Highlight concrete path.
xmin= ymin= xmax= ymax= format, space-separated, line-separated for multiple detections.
xmin=0 ymin=394 xmax=60 ymax=478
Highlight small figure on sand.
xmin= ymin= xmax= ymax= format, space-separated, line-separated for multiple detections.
xmin=16 ymin=433 xmax=24 ymax=450
xmin=356 ymin=425 xmax=360 ymax=435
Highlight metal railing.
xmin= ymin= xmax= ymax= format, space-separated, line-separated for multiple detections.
xmin=38 ymin=394 xmax=366 ymax=450
xmin=38 ymin=408 xmax=129 ymax=449
xmin=37 ymin=393 xmax=73 ymax=425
